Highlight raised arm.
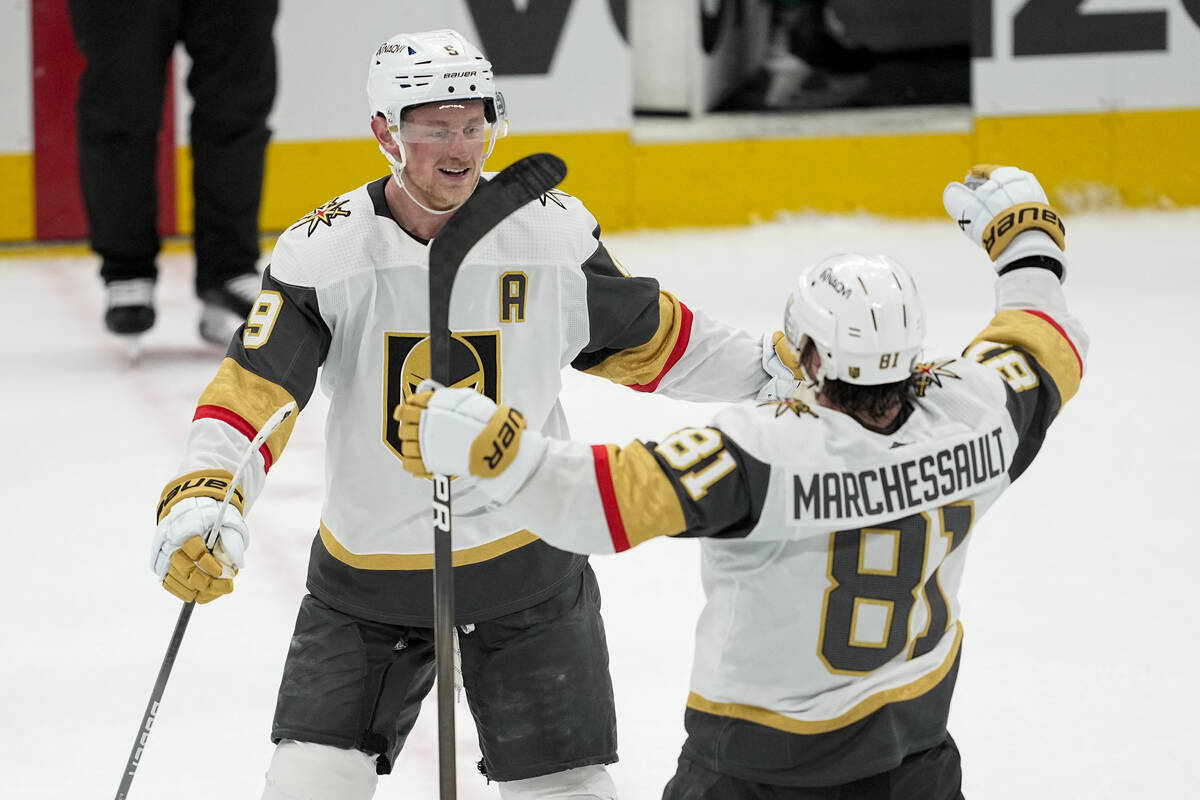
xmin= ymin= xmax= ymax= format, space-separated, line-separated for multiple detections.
xmin=943 ymin=165 xmax=1089 ymax=479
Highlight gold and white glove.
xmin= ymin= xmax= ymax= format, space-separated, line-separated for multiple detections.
xmin=943 ymin=165 xmax=1067 ymax=279
xmin=151 ymin=471 xmax=249 ymax=604
xmin=395 ymin=384 xmax=547 ymax=507
xmin=756 ymin=330 xmax=806 ymax=402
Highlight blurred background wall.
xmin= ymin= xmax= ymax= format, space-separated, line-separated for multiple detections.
xmin=2 ymin=0 xmax=1198 ymax=243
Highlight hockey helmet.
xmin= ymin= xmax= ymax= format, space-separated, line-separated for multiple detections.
xmin=783 ymin=253 xmax=925 ymax=386
xmin=367 ymin=28 xmax=508 ymax=167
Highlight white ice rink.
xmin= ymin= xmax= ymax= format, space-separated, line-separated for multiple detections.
xmin=3 ymin=206 xmax=1197 ymax=799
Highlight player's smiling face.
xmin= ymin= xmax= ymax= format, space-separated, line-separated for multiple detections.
xmin=399 ymin=100 xmax=488 ymax=211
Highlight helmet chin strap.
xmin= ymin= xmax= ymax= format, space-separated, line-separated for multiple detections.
xmin=378 ymin=139 xmax=470 ymax=217
xmin=396 ymin=165 xmax=463 ymax=216
xmin=376 ymin=134 xmax=489 ymax=217
xmin=376 ymin=125 xmax=502 ymax=219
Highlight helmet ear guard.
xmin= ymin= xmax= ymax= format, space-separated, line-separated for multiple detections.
xmin=783 ymin=253 xmax=925 ymax=387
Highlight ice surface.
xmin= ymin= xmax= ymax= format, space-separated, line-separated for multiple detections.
xmin=2 ymin=207 xmax=1196 ymax=798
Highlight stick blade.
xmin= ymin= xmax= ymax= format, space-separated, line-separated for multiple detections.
xmin=429 ymin=152 xmax=567 ymax=276
xmin=428 ymin=153 xmax=567 ymax=384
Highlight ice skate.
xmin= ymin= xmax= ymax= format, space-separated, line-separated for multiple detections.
xmin=198 ymin=272 xmax=262 ymax=346
xmin=104 ymin=278 xmax=155 ymax=363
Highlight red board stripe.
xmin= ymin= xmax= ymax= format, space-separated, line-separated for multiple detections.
xmin=194 ymin=405 xmax=276 ymax=473
xmin=590 ymin=444 xmax=631 ymax=552
xmin=31 ymin=0 xmax=174 ymax=241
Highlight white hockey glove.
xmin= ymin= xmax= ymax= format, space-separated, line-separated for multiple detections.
xmin=394 ymin=383 xmax=547 ymax=507
xmin=151 ymin=471 xmax=249 ymax=604
xmin=943 ymin=165 xmax=1067 ymax=279
xmin=756 ymin=330 xmax=806 ymax=402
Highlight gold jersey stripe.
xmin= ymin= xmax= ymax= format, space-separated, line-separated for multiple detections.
xmin=600 ymin=441 xmax=687 ymax=548
xmin=583 ymin=292 xmax=684 ymax=387
xmin=970 ymin=310 xmax=1083 ymax=403
xmin=686 ymin=622 xmax=963 ymax=735
xmin=197 ymin=357 xmax=299 ymax=465
xmin=319 ymin=522 xmax=539 ymax=570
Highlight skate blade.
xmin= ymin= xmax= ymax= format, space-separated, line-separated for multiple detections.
xmin=199 ymin=305 xmax=244 ymax=347
xmin=118 ymin=334 xmax=145 ymax=365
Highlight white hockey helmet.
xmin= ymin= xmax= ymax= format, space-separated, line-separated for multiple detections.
xmin=783 ymin=253 xmax=925 ymax=386
xmin=367 ymin=29 xmax=508 ymax=167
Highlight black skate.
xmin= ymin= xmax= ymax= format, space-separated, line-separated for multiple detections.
xmin=198 ymin=272 xmax=262 ymax=346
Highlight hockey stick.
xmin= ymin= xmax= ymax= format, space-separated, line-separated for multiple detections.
xmin=115 ymin=400 xmax=298 ymax=800
xmin=426 ymin=153 xmax=568 ymax=798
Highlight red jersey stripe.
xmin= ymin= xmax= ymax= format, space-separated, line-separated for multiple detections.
xmin=194 ymin=405 xmax=276 ymax=473
xmin=591 ymin=444 xmax=631 ymax=552
xmin=1022 ymin=310 xmax=1083 ymax=376
xmin=631 ymin=302 xmax=694 ymax=393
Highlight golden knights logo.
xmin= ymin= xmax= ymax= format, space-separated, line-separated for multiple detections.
xmin=291 ymin=197 xmax=352 ymax=237
xmin=538 ymin=189 xmax=569 ymax=209
xmin=760 ymin=395 xmax=819 ymax=419
xmin=383 ymin=331 xmax=500 ymax=458
xmin=912 ymin=359 xmax=960 ymax=397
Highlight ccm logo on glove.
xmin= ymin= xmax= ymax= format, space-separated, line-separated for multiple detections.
xmin=981 ymin=203 xmax=1066 ymax=261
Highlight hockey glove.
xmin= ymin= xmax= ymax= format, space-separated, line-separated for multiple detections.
xmin=151 ymin=471 xmax=249 ymax=603
xmin=756 ymin=330 xmax=806 ymax=402
xmin=395 ymin=383 xmax=547 ymax=506
xmin=943 ymin=165 xmax=1067 ymax=279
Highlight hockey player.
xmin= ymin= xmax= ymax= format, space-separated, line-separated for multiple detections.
xmin=147 ymin=28 xmax=801 ymax=800
xmin=397 ymin=166 xmax=1088 ymax=799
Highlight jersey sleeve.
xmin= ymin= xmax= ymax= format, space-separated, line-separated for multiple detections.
xmin=568 ymin=234 xmax=768 ymax=401
xmin=963 ymin=265 xmax=1088 ymax=481
xmin=159 ymin=260 xmax=332 ymax=523
xmin=509 ymin=424 xmax=771 ymax=554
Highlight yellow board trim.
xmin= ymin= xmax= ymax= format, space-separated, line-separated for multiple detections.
xmin=686 ymin=622 xmax=963 ymax=735
xmin=969 ymin=310 xmax=1082 ymax=404
xmin=198 ymin=357 xmax=299 ymax=464
xmin=0 ymin=153 xmax=34 ymax=243
xmin=319 ymin=522 xmax=539 ymax=570
xmin=5 ymin=107 xmax=1199 ymax=248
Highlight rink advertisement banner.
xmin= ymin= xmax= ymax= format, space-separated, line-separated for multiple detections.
xmin=268 ymin=0 xmax=630 ymax=141
xmin=973 ymin=0 xmax=1200 ymax=115
xmin=4 ymin=0 xmax=1200 ymax=243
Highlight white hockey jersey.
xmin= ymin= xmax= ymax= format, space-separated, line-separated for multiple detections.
xmin=155 ymin=175 xmax=771 ymax=625
xmin=506 ymin=266 xmax=1088 ymax=785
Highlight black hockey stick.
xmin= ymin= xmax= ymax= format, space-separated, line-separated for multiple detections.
xmin=426 ymin=153 xmax=568 ymax=798
xmin=115 ymin=401 xmax=296 ymax=799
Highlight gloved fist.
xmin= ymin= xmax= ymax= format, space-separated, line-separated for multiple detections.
xmin=943 ymin=165 xmax=1067 ymax=278
xmin=394 ymin=383 xmax=547 ymax=506
xmin=757 ymin=330 xmax=806 ymax=402
xmin=152 ymin=471 xmax=250 ymax=603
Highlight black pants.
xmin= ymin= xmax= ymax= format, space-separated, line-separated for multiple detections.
xmin=663 ymin=734 xmax=964 ymax=800
xmin=272 ymin=565 xmax=618 ymax=783
xmin=67 ymin=0 xmax=277 ymax=291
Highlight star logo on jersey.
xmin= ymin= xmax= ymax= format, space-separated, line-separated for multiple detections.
xmin=291 ymin=197 xmax=352 ymax=237
xmin=911 ymin=359 xmax=960 ymax=397
xmin=760 ymin=396 xmax=819 ymax=419
xmin=538 ymin=189 xmax=568 ymax=210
